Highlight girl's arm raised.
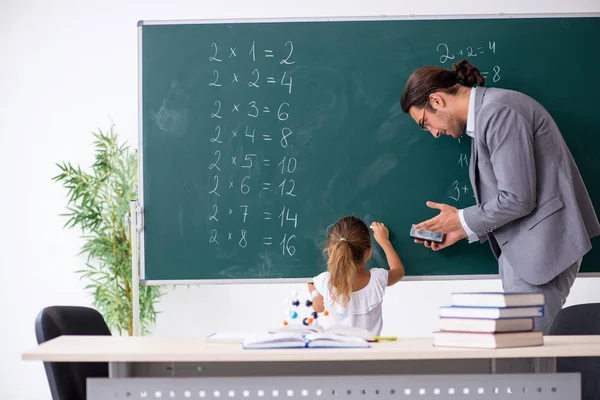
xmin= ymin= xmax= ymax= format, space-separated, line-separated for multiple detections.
xmin=371 ymin=222 xmax=405 ymax=286
xmin=307 ymin=283 xmax=325 ymax=312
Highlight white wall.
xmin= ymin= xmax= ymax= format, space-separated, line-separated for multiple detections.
xmin=2 ymin=0 xmax=600 ymax=398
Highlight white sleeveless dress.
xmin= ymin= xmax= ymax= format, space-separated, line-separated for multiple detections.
xmin=312 ymin=268 xmax=389 ymax=335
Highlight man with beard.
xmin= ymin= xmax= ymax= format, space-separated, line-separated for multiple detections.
xmin=399 ymin=60 xmax=600 ymax=334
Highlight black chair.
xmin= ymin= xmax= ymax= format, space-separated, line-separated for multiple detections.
xmin=35 ymin=306 xmax=112 ymax=400
xmin=549 ymin=303 xmax=600 ymax=400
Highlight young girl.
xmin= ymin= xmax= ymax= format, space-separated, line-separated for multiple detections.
xmin=308 ymin=216 xmax=405 ymax=336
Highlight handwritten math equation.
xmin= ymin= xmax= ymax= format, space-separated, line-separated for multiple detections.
xmin=207 ymin=40 xmax=299 ymax=257
xmin=436 ymin=41 xmax=501 ymax=83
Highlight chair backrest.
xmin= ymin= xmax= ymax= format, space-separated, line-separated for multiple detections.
xmin=35 ymin=306 xmax=112 ymax=400
xmin=550 ymin=303 xmax=600 ymax=335
xmin=549 ymin=303 xmax=600 ymax=400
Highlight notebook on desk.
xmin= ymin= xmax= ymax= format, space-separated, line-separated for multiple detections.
xmin=209 ymin=325 xmax=379 ymax=343
xmin=269 ymin=325 xmax=376 ymax=341
xmin=242 ymin=332 xmax=370 ymax=349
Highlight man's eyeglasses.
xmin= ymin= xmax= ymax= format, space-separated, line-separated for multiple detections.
xmin=419 ymin=106 xmax=428 ymax=131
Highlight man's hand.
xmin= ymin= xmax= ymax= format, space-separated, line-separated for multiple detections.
xmin=415 ymin=201 xmax=462 ymax=234
xmin=414 ymin=229 xmax=467 ymax=251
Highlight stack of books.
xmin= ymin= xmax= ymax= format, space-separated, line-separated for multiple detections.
xmin=433 ymin=292 xmax=545 ymax=349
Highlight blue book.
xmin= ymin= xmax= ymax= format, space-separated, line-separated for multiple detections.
xmin=242 ymin=332 xmax=370 ymax=349
xmin=439 ymin=305 xmax=544 ymax=319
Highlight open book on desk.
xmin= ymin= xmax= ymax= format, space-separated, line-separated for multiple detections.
xmin=269 ymin=325 xmax=377 ymax=341
xmin=208 ymin=325 xmax=387 ymax=344
xmin=242 ymin=332 xmax=370 ymax=349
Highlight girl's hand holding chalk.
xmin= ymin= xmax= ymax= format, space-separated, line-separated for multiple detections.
xmin=370 ymin=222 xmax=390 ymax=246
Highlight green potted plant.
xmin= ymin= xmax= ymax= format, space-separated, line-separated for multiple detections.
xmin=53 ymin=125 xmax=161 ymax=335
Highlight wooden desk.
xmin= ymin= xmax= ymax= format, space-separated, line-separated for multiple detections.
xmin=24 ymin=335 xmax=599 ymax=399
xmin=22 ymin=334 xmax=600 ymax=363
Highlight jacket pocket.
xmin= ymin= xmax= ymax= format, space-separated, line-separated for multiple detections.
xmin=525 ymin=196 xmax=564 ymax=230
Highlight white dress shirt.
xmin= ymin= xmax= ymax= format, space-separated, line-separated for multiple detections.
xmin=458 ymin=87 xmax=478 ymax=243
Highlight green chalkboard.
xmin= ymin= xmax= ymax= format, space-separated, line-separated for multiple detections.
xmin=139 ymin=14 xmax=600 ymax=283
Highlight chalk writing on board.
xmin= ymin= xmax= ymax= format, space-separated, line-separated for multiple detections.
xmin=248 ymin=101 xmax=260 ymax=118
xmin=240 ymin=176 xmax=251 ymax=194
xmin=280 ymin=233 xmax=297 ymax=256
xmin=210 ymin=126 xmax=223 ymax=144
xmin=242 ymin=154 xmax=256 ymax=168
xmin=493 ymin=66 xmax=501 ymax=83
xmin=280 ymin=41 xmax=295 ymax=65
xmin=209 ymin=176 xmax=220 ymax=197
xmin=249 ymin=69 xmax=260 ymax=88
xmin=280 ymin=128 xmax=292 ymax=148
xmin=437 ymin=41 xmax=497 ymax=63
xmin=436 ymin=42 xmax=501 ymax=82
xmin=278 ymin=156 xmax=297 ymax=173
xmin=209 ymin=70 xmax=222 ymax=87
xmin=239 ymin=229 xmax=248 ymax=248
xmin=436 ymin=43 xmax=455 ymax=64
xmin=206 ymin=40 xmax=298 ymax=256
xmin=211 ymin=101 xmax=222 ymax=119
xmin=240 ymin=205 xmax=249 ymax=223
xmin=281 ymin=71 xmax=293 ymax=94
xmin=209 ymin=150 xmax=221 ymax=171
xmin=209 ymin=229 xmax=219 ymax=244
xmin=279 ymin=206 xmax=298 ymax=228
xmin=241 ymin=126 xmax=253 ymax=142
xmin=209 ymin=205 xmax=219 ymax=222
xmin=249 ymin=41 xmax=256 ymax=61
xmin=279 ymin=179 xmax=297 ymax=197
xmin=448 ymin=180 xmax=470 ymax=202
xmin=480 ymin=66 xmax=501 ymax=83
xmin=449 ymin=180 xmax=460 ymax=202
xmin=209 ymin=43 xmax=222 ymax=62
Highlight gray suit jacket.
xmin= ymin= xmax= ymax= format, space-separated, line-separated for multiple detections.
xmin=462 ymin=87 xmax=600 ymax=285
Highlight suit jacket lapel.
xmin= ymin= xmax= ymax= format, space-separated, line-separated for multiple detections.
xmin=469 ymin=87 xmax=486 ymax=205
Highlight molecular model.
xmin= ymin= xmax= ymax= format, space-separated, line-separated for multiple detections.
xmin=282 ymin=290 xmax=328 ymax=327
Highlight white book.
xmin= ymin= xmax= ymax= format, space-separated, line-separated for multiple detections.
xmin=269 ymin=325 xmax=376 ymax=341
xmin=433 ymin=331 xmax=543 ymax=349
xmin=242 ymin=333 xmax=308 ymax=349
xmin=439 ymin=318 xmax=534 ymax=333
xmin=208 ymin=325 xmax=376 ymax=344
xmin=451 ymin=292 xmax=545 ymax=308
xmin=304 ymin=333 xmax=370 ymax=348
xmin=439 ymin=306 xmax=544 ymax=319
xmin=242 ymin=332 xmax=370 ymax=349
